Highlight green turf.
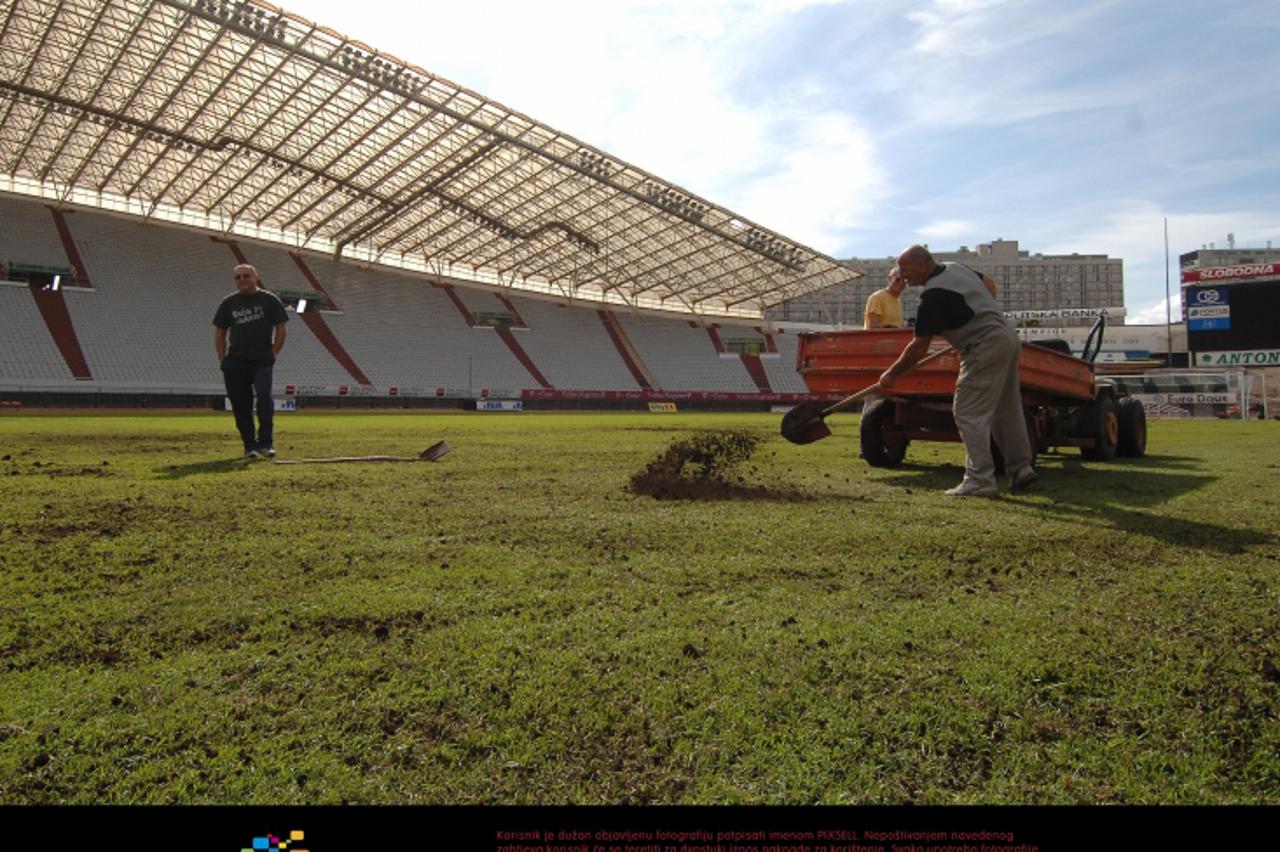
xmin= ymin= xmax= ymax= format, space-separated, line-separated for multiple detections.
xmin=1 ymin=410 xmax=1277 ymax=804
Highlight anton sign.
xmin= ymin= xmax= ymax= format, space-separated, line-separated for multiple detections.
xmin=1198 ymin=350 xmax=1280 ymax=367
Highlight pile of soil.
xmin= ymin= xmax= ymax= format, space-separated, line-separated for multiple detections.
xmin=628 ymin=430 xmax=765 ymax=500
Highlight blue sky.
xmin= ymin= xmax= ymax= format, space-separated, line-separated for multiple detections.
xmin=285 ymin=0 xmax=1279 ymax=322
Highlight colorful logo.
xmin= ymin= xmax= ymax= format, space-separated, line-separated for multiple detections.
xmin=243 ymin=831 xmax=307 ymax=852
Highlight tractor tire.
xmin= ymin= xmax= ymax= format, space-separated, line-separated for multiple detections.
xmin=860 ymin=398 xmax=908 ymax=468
xmin=1116 ymin=397 xmax=1148 ymax=457
xmin=1080 ymin=393 xmax=1119 ymax=461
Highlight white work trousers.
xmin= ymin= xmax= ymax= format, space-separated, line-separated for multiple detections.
xmin=952 ymin=325 xmax=1032 ymax=487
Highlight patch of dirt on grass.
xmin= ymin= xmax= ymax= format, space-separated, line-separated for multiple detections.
xmin=308 ymin=610 xmax=451 ymax=640
xmin=23 ymin=498 xmax=193 ymax=543
xmin=36 ymin=518 xmax=127 ymax=542
xmin=4 ymin=461 xmax=115 ymax=479
xmin=627 ymin=430 xmax=814 ymax=502
xmin=41 ymin=464 xmax=115 ymax=478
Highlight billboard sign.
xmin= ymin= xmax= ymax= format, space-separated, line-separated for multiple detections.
xmin=1181 ymin=263 xmax=1280 ymax=284
xmin=1187 ymin=287 xmax=1230 ymax=331
xmin=1004 ymin=307 xmax=1126 ymax=320
xmin=1197 ymin=350 xmax=1280 ymax=367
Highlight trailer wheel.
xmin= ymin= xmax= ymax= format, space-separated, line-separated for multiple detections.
xmin=1025 ymin=407 xmax=1044 ymax=459
xmin=1080 ymin=394 xmax=1119 ymax=461
xmin=860 ymin=399 xmax=908 ymax=467
xmin=1116 ymin=397 xmax=1147 ymax=457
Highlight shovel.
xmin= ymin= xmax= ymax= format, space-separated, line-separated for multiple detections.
xmin=781 ymin=347 xmax=954 ymax=445
xmin=272 ymin=440 xmax=451 ymax=465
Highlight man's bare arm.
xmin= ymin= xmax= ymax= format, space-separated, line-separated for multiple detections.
xmin=878 ymin=335 xmax=934 ymax=390
xmin=272 ymin=323 xmax=287 ymax=357
xmin=214 ymin=327 xmax=227 ymax=363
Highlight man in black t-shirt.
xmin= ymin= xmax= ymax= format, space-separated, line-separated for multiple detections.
xmin=213 ymin=264 xmax=289 ymax=458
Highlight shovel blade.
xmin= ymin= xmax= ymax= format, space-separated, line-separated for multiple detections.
xmin=780 ymin=401 xmax=832 ymax=445
xmin=419 ymin=440 xmax=451 ymax=461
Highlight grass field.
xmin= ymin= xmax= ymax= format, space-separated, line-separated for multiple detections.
xmin=1 ymin=410 xmax=1277 ymax=804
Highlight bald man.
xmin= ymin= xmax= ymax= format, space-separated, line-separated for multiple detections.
xmin=878 ymin=245 xmax=1035 ymax=497
xmin=213 ymin=264 xmax=288 ymax=458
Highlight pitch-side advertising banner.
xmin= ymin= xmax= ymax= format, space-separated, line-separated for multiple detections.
xmin=1134 ymin=392 xmax=1234 ymax=405
xmin=477 ymin=399 xmax=523 ymax=411
xmin=225 ymin=398 xmax=296 ymax=411
xmin=1197 ymin=350 xmax=1280 ymax=367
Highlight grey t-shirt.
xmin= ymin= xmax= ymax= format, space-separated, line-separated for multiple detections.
xmin=914 ymin=263 xmax=1008 ymax=350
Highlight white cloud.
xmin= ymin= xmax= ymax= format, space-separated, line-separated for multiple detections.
xmin=1129 ymin=294 xmax=1180 ymax=326
xmin=907 ymin=0 xmax=1013 ymax=55
xmin=728 ymin=111 xmax=886 ymax=249
xmin=916 ymin=219 xmax=977 ymax=241
xmin=894 ymin=1 xmax=1150 ymax=127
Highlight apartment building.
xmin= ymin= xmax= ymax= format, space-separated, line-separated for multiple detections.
xmin=768 ymin=239 xmax=1124 ymax=328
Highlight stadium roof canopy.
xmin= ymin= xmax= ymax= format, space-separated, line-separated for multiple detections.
xmin=0 ymin=0 xmax=859 ymax=319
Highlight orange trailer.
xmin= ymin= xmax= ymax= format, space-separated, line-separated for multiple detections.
xmin=795 ymin=327 xmax=1147 ymax=467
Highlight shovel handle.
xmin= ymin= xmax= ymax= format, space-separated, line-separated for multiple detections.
xmin=820 ymin=345 xmax=956 ymax=418
xmin=273 ymin=455 xmax=424 ymax=464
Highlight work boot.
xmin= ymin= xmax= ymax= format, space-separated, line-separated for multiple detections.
xmin=1010 ymin=466 xmax=1039 ymax=493
xmin=944 ymin=479 xmax=999 ymax=498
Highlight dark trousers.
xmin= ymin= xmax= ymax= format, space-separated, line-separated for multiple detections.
xmin=222 ymin=362 xmax=275 ymax=450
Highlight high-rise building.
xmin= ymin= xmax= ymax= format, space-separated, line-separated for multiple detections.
xmin=767 ymin=239 xmax=1124 ymax=328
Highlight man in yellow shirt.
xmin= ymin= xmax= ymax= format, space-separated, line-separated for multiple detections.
xmin=864 ymin=267 xmax=907 ymax=328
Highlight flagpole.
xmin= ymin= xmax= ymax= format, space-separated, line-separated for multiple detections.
xmin=1164 ymin=217 xmax=1173 ymax=365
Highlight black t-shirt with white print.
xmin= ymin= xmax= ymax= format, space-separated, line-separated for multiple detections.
xmin=213 ymin=289 xmax=288 ymax=366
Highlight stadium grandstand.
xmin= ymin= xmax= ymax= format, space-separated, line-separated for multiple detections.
xmin=0 ymin=0 xmax=859 ymax=409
